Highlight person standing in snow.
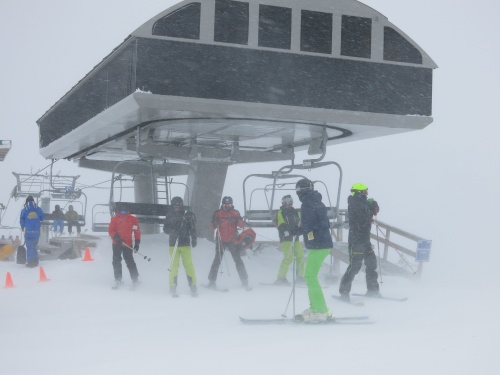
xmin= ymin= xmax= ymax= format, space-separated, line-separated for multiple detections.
xmin=295 ymin=179 xmax=333 ymax=322
xmin=19 ymin=195 xmax=45 ymax=268
xmin=274 ymin=195 xmax=305 ymax=285
xmin=108 ymin=202 xmax=141 ymax=288
xmin=339 ymin=183 xmax=380 ymax=301
xmin=163 ymin=196 xmax=198 ymax=297
xmin=52 ymin=204 xmax=65 ymax=236
xmin=207 ymin=196 xmax=250 ymax=290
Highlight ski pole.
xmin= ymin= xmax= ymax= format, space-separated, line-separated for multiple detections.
xmin=123 ymin=243 xmax=151 ymax=262
xmin=374 ymin=218 xmax=383 ymax=284
xmin=216 ymin=227 xmax=230 ymax=277
xmin=168 ymin=213 xmax=187 ymax=271
xmin=168 ymin=241 xmax=179 ymax=271
xmin=281 ymin=239 xmax=297 ymax=318
xmin=221 ymin=239 xmax=231 ymax=277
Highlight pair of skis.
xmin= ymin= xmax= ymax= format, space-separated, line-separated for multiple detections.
xmin=111 ymin=281 xmax=139 ymax=291
xmin=239 ymin=315 xmax=372 ymax=325
xmin=202 ymin=284 xmax=254 ymax=292
xmin=332 ymin=293 xmax=408 ymax=306
xmin=241 ymin=292 xmax=408 ymax=324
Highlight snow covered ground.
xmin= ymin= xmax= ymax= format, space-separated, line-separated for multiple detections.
xmin=1 ymin=234 xmax=498 ymax=375
xmin=2 ymin=1 xmax=500 ymax=374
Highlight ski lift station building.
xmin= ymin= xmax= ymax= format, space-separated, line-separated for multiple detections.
xmin=36 ymin=0 xmax=436 ymax=238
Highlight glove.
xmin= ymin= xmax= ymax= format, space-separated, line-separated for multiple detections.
xmin=113 ymin=234 xmax=123 ymax=245
xmin=367 ymin=199 xmax=379 ymax=215
xmin=134 ymin=240 xmax=140 ymax=252
xmin=191 ymin=238 xmax=197 ymax=248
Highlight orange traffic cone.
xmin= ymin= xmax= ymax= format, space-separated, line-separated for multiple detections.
xmin=4 ymin=272 xmax=14 ymax=288
xmin=82 ymin=247 xmax=94 ymax=261
xmin=39 ymin=266 xmax=50 ymax=282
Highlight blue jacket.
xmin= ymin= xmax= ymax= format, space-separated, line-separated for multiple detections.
xmin=20 ymin=201 xmax=45 ymax=239
xmin=299 ymin=190 xmax=333 ymax=249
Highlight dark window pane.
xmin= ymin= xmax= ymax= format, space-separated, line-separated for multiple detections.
xmin=341 ymin=15 xmax=371 ymax=58
xmin=258 ymin=5 xmax=292 ymax=49
xmin=152 ymin=3 xmax=201 ymax=39
xmin=383 ymin=27 xmax=422 ymax=64
xmin=300 ymin=10 xmax=332 ymax=54
xmin=214 ymin=0 xmax=249 ymax=45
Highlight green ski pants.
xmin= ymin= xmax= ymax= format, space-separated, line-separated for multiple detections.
xmin=169 ymin=245 xmax=197 ymax=287
xmin=304 ymin=248 xmax=330 ymax=313
xmin=277 ymin=240 xmax=305 ymax=279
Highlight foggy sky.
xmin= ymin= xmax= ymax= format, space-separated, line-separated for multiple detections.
xmin=1 ymin=0 xmax=499 ymax=286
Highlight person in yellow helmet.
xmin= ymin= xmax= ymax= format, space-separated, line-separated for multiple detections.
xmin=339 ymin=183 xmax=380 ymax=301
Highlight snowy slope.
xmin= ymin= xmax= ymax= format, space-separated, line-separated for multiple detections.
xmin=1 ymin=234 xmax=497 ymax=375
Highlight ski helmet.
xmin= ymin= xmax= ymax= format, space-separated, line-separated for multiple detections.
xmin=295 ymin=179 xmax=313 ymax=198
xmin=115 ymin=202 xmax=125 ymax=212
xmin=351 ymin=183 xmax=368 ymax=194
xmin=222 ymin=196 xmax=233 ymax=205
xmin=171 ymin=196 xmax=183 ymax=207
xmin=281 ymin=195 xmax=293 ymax=205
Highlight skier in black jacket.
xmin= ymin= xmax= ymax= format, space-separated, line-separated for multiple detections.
xmin=295 ymin=179 xmax=333 ymax=322
xmin=163 ymin=197 xmax=198 ymax=297
xmin=339 ymin=183 xmax=380 ymax=301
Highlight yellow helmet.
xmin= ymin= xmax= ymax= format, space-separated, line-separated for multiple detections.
xmin=351 ymin=183 xmax=368 ymax=194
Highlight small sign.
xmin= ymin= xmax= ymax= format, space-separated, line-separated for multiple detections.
xmin=415 ymin=240 xmax=432 ymax=262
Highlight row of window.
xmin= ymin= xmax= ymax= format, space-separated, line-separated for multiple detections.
xmin=151 ymin=1 xmax=422 ymax=64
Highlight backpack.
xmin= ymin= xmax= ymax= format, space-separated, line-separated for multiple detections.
xmin=234 ymin=228 xmax=256 ymax=252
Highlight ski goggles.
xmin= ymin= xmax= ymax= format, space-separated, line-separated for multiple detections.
xmin=282 ymin=197 xmax=293 ymax=205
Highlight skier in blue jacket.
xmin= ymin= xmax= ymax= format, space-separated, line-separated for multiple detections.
xmin=295 ymin=178 xmax=333 ymax=322
xmin=19 ymin=196 xmax=45 ymax=267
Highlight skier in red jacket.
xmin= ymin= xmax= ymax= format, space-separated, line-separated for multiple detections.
xmin=207 ymin=196 xmax=250 ymax=290
xmin=108 ymin=202 xmax=141 ymax=289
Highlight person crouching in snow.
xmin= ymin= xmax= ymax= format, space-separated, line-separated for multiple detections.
xmin=163 ymin=196 xmax=198 ymax=297
xmin=295 ymin=179 xmax=333 ymax=322
xmin=108 ymin=202 xmax=141 ymax=288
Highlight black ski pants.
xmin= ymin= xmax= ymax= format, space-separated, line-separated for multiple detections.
xmin=208 ymin=241 xmax=248 ymax=284
xmin=339 ymin=241 xmax=379 ymax=295
xmin=112 ymin=244 xmax=139 ymax=282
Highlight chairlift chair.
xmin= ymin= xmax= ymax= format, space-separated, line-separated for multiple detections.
xmin=242 ymin=160 xmax=343 ymax=229
xmin=91 ymin=203 xmax=111 ymax=232
xmin=109 ymin=159 xmax=191 ymax=227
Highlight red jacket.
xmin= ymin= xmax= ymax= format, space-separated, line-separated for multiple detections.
xmin=109 ymin=212 xmax=141 ymax=247
xmin=210 ymin=207 xmax=244 ymax=242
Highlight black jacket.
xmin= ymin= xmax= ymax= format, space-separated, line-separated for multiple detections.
xmin=163 ymin=208 xmax=197 ymax=247
xmin=52 ymin=208 xmax=65 ymax=221
xmin=275 ymin=205 xmax=301 ymax=242
xmin=348 ymin=193 xmax=376 ymax=245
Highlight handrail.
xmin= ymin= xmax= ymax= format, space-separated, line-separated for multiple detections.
xmin=331 ymin=218 xmax=430 ymax=278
